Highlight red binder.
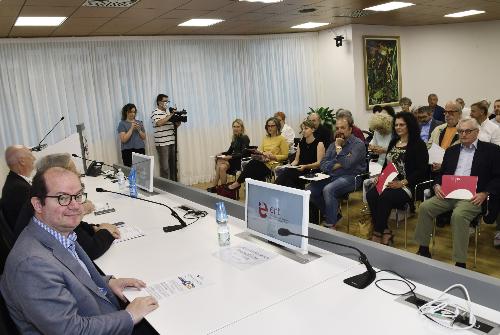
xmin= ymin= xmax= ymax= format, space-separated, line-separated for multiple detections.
xmin=441 ymin=175 xmax=478 ymax=200
xmin=376 ymin=163 xmax=398 ymax=194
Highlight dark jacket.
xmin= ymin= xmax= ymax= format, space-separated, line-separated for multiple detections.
xmin=314 ymin=124 xmax=332 ymax=149
xmin=1 ymin=171 xmax=31 ymax=231
xmin=14 ymin=203 xmax=115 ymax=260
xmin=384 ymin=137 xmax=429 ymax=195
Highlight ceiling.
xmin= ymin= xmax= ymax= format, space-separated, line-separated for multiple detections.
xmin=1 ymin=0 xmax=500 ymax=38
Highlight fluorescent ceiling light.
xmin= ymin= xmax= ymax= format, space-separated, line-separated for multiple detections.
xmin=15 ymin=17 xmax=67 ymax=26
xmin=364 ymin=2 xmax=414 ymax=12
xmin=239 ymin=0 xmax=282 ymax=3
xmin=178 ymin=19 xmax=224 ymax=27
xmin=444 ymin=10 xmax=485 ymax=18
xmin=292 ymin=22 xmax=329 ymax=29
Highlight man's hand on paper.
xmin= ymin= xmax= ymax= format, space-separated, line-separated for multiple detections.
xmin=109 ymin=277 xmax=146 ymax=302
xmin=434 ymin=184 xmax=445 ymax=200
xmin=126 ymin=296 xmax=159 ymax=324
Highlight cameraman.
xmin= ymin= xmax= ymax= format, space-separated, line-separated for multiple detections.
xmin=151 ymin=94 xmax=181 ymax=180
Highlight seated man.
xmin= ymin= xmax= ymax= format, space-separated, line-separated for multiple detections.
xmin=1 ymin=167 xmax=159 ymax=334
xmin=414 ymin=118 xmax=500 ymax=268
xmin=308 ymin=112 xmax=332 ymax=149
xmin=417 ymin=106 xmax=443 ymax=143
xmin=308 ymin=114 xmax=366 ymax=229
xmin=1 ymin=145 xmax=35 ymax=230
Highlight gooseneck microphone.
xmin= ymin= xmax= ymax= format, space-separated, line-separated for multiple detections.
xmin=31 ymin=116 xmax=65 ymax=152
xmin=278 ymin=228 xmax=376 ymax=289
xmin=95 ymin=187 xmax=187 ymax=232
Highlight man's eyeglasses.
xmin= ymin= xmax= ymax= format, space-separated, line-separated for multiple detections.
xmin=457 ymin=128 xmax=478 ymax=135
xmin=444 ymin=110 xmax=459 ymax=114
xmin=45 ymin=193 xmax=87 ymax=206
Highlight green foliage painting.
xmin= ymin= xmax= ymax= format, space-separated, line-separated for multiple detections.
xmin=363 ymin=36 xmax=401 ymax=109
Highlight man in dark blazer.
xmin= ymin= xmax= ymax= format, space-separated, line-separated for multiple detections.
xmin=1 ymin=167 xmax=158 ymax=334
xmin=1 ymin=145 xmax=36 ymax=230
xmin=414 ymin=118 xmax=500 ymax=268
xmin=417 ymin=106 xmax=443 ymax=143
xmin=308 ymin=112 xmax=333 ymax=149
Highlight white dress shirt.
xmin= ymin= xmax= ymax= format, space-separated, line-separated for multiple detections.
xmin=478 ymin=118 xmax=500 ymax=146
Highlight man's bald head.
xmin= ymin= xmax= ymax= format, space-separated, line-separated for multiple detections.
xmin=5 ymin=145 xmax=36 ymax=177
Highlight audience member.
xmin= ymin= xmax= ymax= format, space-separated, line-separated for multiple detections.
xmin=490 ymin=99 xmax=500 ymax=127
xmin=336 ymin=109 xmax=365 ymax=142
xmin=275 ymin=120 xmax=325 ymax=189
xmin=274 ymin=111 xmax=296 ymax=149
xmin=368 ymin=112 xmax=393 ymax=166
xmin=381 ymin=105 xmax=396 ymax=118
xmin=455 ymin=97 xmax=470 ymax=119
xmin=207 ymin=119 xmax=250 ymax=192
xmin=308 ymin=112 xmax=332 ymax=149
xmin=366 ymin=112 xmax=428 ymax=245
xmin=372 ymin=105 xmax=383 ymax=114
xmin=227 ymin=117 xmax=288 ymax=191
xmin=151 ymin=94 xmax=180 ymax=181
xmin=1 ymin=167 xmax=159 ymax=334
xmin=13 ymin=153 xmax=119 ymax=260
xmin=1 ymin=145 xmax=35 ymax=230
xmin=414 ymin=118 xmax=500 ymax=268
xmin=117 ymin=103 xmax=146 ymax=167
xmin=470 ymin=100 xmax=500 ymax=145
xmin=416 ymin=105 xmax=443 ymax=142
xmin=308 ymin=115 xmax=366 ymax=229
xmin=429 ymin=101 xmax=462 ymax=172
xmin=399 ymin=97 xmax=412 ymax=113
xmin=428 ymin=93 xmax=445 ymax=122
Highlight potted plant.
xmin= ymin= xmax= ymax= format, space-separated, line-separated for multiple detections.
xmin=308 ymin=107 xmax=336 ymax=131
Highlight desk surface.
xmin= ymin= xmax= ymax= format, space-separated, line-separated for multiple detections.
xmin=85 ymin=176 xmax=500 ymax=335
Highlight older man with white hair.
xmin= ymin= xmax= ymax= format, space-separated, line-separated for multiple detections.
xmin=1 ymin=145 xmax=36 ymax=230
xmin=414 ymin=118 xmax=500 ymax=268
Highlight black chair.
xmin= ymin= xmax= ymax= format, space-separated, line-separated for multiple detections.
xmin=0 ymin=291 xmax=19 ymax=335
xmin=0 ymin=200 xmax=15 ymax=274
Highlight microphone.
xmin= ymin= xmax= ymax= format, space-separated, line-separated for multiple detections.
xmin=95 ymin=187 xmax=187 ymax=233
xmin=32 ymin=116 xmax=65 ymax=152
xmin=278 ymin=228 xmax=376 ymax=289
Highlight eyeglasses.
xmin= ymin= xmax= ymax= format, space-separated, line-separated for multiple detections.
xmin=161 ymin=100 xmax=169 ymax=104
xmin=457 ymin=128 xmax=478 ymax=135
xmin=444 ymin=110 xmax=458 ymax=114
xmin=45 ymin=192 xmax=87 ymax=206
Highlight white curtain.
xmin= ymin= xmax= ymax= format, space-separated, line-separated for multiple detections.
xmin=0 ymin=34 xmax=319 ymax=185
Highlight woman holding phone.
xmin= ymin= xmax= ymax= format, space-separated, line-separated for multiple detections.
xmin=117 ymin=103 xmax=146 ymax=167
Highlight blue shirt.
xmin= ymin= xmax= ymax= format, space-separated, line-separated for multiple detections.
xmin=454 ymin=139 xmax=478 ymax=176
xmin=432 ymin=105 xmax=445 ymax=122
xmin=320 ymin=135 xmax=366 ymax=178
xmin=33 ymin=216 xmax=108 ymax=296
xmin=420 ymin=119 xmax=432 ymax=142
xmin=117 ymin=120 xmax=145 ymax=150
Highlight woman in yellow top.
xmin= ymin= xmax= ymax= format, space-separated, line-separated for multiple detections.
xmin=227 ymin=117 xmax=288 ymax=190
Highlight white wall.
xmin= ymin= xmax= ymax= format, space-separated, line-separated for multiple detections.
xmin=317 ymin=20 xmax=500 ymax=129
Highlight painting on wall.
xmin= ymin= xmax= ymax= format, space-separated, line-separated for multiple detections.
xmin=363 ymin=36 xmax=401 ymax=109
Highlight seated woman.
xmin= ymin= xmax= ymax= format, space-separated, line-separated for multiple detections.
xmin=368 ymin=111 xmax=393 ymax=166
xmin=366 ymin=112 xmax=428 ymax=245
xmin=275 ymin=120 xmax=325 ymax=189
xmin=207 ymin=119 xmax=250 ymax=192
xmin=117 ymin=103 xmax=146 ymax=167
xmin=14 ymin=153 xmax=120 ymax=260
xmin=227 ymin=117 xmax=288 ymax=191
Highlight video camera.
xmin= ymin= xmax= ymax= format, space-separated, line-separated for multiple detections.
xmin=169 ymin=107 xmax=187 ymax=123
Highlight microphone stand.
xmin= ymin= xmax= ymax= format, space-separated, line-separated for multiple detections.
xmin=278 ymin=228 xmax=376 ymax=289
xmin=32 ymin=116 xmax=65 ymax=152
xmin=95 ymin=188 xmax=187 ymax=232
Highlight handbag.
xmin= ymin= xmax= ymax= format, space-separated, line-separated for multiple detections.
xmin=216 ymin=184 xmax=239 ymax=200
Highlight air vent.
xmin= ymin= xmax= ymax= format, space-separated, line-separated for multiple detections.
xmin=299 ymin=8 xmax=317 ymax=13
xmin=83 ymin=0 xmax=139 ymax=7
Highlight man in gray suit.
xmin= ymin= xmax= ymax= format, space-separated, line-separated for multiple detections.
xmin=1 ymin=167 xmax=158 ymax=334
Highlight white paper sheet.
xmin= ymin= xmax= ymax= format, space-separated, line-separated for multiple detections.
xmin=299 ymin=172 xmax=330 ymax=181
xmin=112 ymin=224 xmax=145 ymax=244
xmin=428 ymin=143 xmax=445 ymax=164
xmin=213 ymin=244 xmax=277 ymax=270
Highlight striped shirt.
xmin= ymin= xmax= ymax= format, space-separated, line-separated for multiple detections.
xmin=33 ymin=216 xmax=108 ymax=296
xmin=151 ymin=108 xmax=175 ymax=146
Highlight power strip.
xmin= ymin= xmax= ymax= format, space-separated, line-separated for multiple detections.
xmin=396 ymin=295 xmax=499 ymax=334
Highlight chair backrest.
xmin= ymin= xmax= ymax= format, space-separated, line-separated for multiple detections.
xmin=0 ymin=200 xmax=15 ymax=274
xmin=0 ymin=291 xmax=19 ymax=335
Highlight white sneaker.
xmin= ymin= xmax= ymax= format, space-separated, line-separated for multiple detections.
xmin=494 ymin=231 xmax=500 ymax=248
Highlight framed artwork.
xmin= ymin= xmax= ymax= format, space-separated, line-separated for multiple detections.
xmin=363 ymin=36 xmax=402 ymax=109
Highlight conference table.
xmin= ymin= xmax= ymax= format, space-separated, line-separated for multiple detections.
xmin=84 ymin=176 xmax=500 ymax=335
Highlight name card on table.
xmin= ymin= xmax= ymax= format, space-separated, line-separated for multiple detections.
xmin=441 ymin=175 xmax=478 ymax=200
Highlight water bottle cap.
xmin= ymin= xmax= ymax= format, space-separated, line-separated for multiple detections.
xmin=215 ymin=202 xmax=228 ymax=222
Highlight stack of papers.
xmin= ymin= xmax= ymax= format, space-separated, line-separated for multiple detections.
xmin=112 ymin=224 xmax=145 ymax=244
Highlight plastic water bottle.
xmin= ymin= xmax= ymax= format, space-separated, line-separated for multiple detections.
xmin=215 ymin=202 xmax=230 ymax=247
xmin=116 ymin=169 xmax=126 ymax=192
xmin=129 ymin=167 xmax=138 ymax=198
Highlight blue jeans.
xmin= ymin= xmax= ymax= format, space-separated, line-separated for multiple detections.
xmin=308 ymin=175 xmax=357 ymax=227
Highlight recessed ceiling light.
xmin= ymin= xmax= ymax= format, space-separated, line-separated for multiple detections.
xmin=364 ymin=2 xmax=415 ymax=12
xmin=15 ymin=17 xmax=67 ymax=26
xmin=291 ymin=22 xmax=329 ymax=29
xmin=444 ymin=10 xmax=485 ymax=18
xmin=239 ymin=0 xmax=282 ymax=3
xmin=178 ymin=19 xmax=224 ymax=27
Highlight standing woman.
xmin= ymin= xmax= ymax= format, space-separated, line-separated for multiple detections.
xmin=117 ymin=103 xmax=146 ymax=167
xmin=227 ymin=117 xmax=288 ymax=190
xmin=366 ymin=112 xmax=428 ymax=245
xmin=275 ymin=120 xmax=325 ymax=189
xmin=207 ymin=119 xmax=250 ymax=192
